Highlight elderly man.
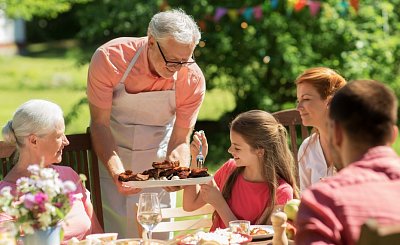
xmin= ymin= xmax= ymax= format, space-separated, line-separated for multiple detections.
xmin=296 ymin=80 xmax=400 ymax=245
xmin=86 ymin=9 xmax=205 ymax=238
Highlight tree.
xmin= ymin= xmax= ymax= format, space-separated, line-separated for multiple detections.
xmin=73 ymin=0 xmax=400 ymax=164
xmin=0 ymin=0 xmax=90 ymax=20
xmin=75 ymin=0 xmax=400 ymax=116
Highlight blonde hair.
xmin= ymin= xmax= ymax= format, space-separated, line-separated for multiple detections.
xmin=218 ymin=110 xmax=299 ymax=225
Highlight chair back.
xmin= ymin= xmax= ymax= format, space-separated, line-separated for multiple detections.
xmin=272 ymin=109 xmax=310 ymax=161
xmin=357 ymin=219 xmax=400 ymax=245
xmin=272 ymin=108 xmax=310 ymax=186
xmin=136 ymin=204 xmax=214 ymax=237
xmin=0 ymin=130 xmax=104 ymax=229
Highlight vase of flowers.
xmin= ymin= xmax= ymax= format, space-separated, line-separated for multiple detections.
xmin=0 ymin=164 xmax=77 ymax=245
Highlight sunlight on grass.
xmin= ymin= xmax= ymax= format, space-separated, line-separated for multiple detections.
xmin=0 ymin=90 xmax=88 ymax=139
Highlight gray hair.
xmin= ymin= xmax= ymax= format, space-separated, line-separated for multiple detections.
xmin=148 ymin=9 xmax=201 ymax=45
xmin=2 ymin=99 xmax=64 ymax=147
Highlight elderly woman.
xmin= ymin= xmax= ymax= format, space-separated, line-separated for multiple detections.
xmin=0 ymin=99 xmax=102 ymax=243
xmin=295 ymin=67 xmax=347 ymax=193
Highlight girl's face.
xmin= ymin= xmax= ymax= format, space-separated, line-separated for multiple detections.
xmin=228 ymin=130 xmax=260 ymax=167
xmin=296 ymin=82 xmax=329 ymax=128
xmin=36 ymin=123 xmax=69 ymax=165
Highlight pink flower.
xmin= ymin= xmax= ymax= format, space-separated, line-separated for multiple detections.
xmin=23 ymin=194 xmax=36 ymax=210
xmin=34 ymin=192 xmax=48 ymax=212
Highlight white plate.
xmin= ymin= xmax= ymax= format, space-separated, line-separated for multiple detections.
xmin=249 ymin=225 xmax=274 ymax=239
xmin=124 ymin=176 xmax=213 ymax=188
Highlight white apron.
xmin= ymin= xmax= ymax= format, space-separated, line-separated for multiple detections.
xmin=99 ymin=46 xmax=176 ymax=239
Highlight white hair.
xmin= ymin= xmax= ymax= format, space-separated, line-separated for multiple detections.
xmin=2 ymin=99 xmax=64 ymax=147
xmin=148 ymin=8 xmax=201 ymax=45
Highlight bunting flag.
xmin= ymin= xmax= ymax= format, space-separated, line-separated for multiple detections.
xmin=338 ymin=0 xmax=350 ymax=16
xmin=214 ymin=7 xmax=227 ymax=22
xmin=309 ymin=1 xmax=321 ymax=16
xmin=271 ymin=0 xmax=279 ymax=10
xmin=253 ymin=5 xmax=263 ymax=20
xmin=350 ymin=0 xmax=359 ymax=13
xmin=162 ymin=0 xmax=360 ymax=27
xmin=242 ymin=7 xmax=254 ymax=21
xmin=294 ymin=0 xmax=307 ymax=12
xmin=227 ymin=9 xmax=239 ymax=21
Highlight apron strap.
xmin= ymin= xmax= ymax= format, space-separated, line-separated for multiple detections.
xmin=119 ymin=46 xmax=143 ymax=85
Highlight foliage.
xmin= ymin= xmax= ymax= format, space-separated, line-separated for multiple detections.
xmin=0 ymin=0 xmax=90 ymax=20
xmin=74 ymin=0 xmax=400 ymax=118
xmin=0 ymin=165 xmax=77 ymax=234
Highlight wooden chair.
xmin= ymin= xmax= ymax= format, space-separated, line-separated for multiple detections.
xmin=272 ymin=109 xmax=310 ymax=187
xmin=272 ymin=109 xmax=310 ymax=163
xmin=357 ymin=219 xmax=400 ymax=245
xmin=136 ymin=204 xmax=214 ymax=238
xmin=0 ymin=129 xmax=104 ymax=229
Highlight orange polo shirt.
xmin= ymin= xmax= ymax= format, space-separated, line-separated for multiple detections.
xmin=87 ymin=37 xmax=206 ymax=128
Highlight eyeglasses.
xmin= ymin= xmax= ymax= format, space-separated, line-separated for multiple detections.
xmin=156 ymin=41 xmax=196 ymax=68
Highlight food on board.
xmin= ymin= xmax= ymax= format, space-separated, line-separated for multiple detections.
xmin=118 ymin=160 xmax=210 ymax=182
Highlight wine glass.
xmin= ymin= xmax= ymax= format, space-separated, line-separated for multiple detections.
xmin=137 ymin=193 xmax=162 ymax=240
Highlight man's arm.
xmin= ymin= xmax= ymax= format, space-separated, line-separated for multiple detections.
xmin=89 ymin=102 xmax=141 ymax=195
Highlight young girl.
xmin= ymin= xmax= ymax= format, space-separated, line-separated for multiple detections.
xmin=295 ymin=67 xmax=347 ymax=193
xmin=183 ymin=110 xmax=299 ymax=230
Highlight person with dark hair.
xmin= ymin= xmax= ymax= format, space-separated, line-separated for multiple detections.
xmin=296 ymin=80 xmax=400 ymax=245
xmin=295 ymin=67 xmax=347 ymax=193
xmin=86 ymin=9 xmax=205 ymax=237
xmin=183 ymin=110 xmax=299 ymax=229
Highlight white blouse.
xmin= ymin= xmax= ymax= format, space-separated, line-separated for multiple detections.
xmin=298 ymin=133 xmax=336 ymax=194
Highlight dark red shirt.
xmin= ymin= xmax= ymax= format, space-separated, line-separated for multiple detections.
xmin=296 ymin=146 xmax=400 ymax=245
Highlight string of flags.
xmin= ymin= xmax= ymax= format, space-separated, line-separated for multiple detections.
xmin=160 ymin=0 xmax=360 ymax=24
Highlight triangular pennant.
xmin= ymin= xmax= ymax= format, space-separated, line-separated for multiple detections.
xmin=294 ymin=0 xmax=307 ymax=12
xmin=159 ymin=0 xmax=170 ymax=11
xmin=309 ymin=1 xmax=321 ymax=16
xmin=253 ymin=5 xmax=263 ymax=20
xmin=271 ymin=0 xmax=279 ymax=10
xmin=242 ymin=7 xmax=253 ymax=21
xmin=338 ymin=0 xmax=349 ymax=16
xmin=227 ymin=9 xmax=239 ymax=21
xmin=287 ymin=0 xmax=296 ymax=9
xmin=350 ymin=0 xmax=359 ymax=13
xmin=198 ymin=20 xmax=206 ymax=31
xmin=214 ymin=7 xmax=228 ymax=22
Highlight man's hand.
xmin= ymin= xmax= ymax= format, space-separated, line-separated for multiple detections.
xmin=113 ymin=174 xmax=142 ymax=196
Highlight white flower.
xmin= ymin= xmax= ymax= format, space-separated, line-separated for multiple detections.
xmin=63 ymin=181 xmax=77 ymax=193
xmin=38 ymin=212 xmax=52 ymax=228
xmin=20 ymin=222 xmax=34 ymax=235
xmin=27 ymin=164 xmax=40 ymax=175
xmin=40 ymin=168 xmax=57 ymax=180
xmin=0 ymin=164 xmax=74 ymax=231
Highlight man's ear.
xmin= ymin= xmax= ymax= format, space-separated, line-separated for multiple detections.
xmin=333 ymin=121 xmax=343 ymax=148
xmin=389 ymin=125 xmax=399 ymax=145
xmin=148 ymin=35 xmax=155 ymax=47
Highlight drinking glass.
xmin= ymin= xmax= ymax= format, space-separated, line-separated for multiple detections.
xmin=229 ymin=220 xmax=251 ymax=234
xmin=137 ymin=193 xmax=162 ymax=240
